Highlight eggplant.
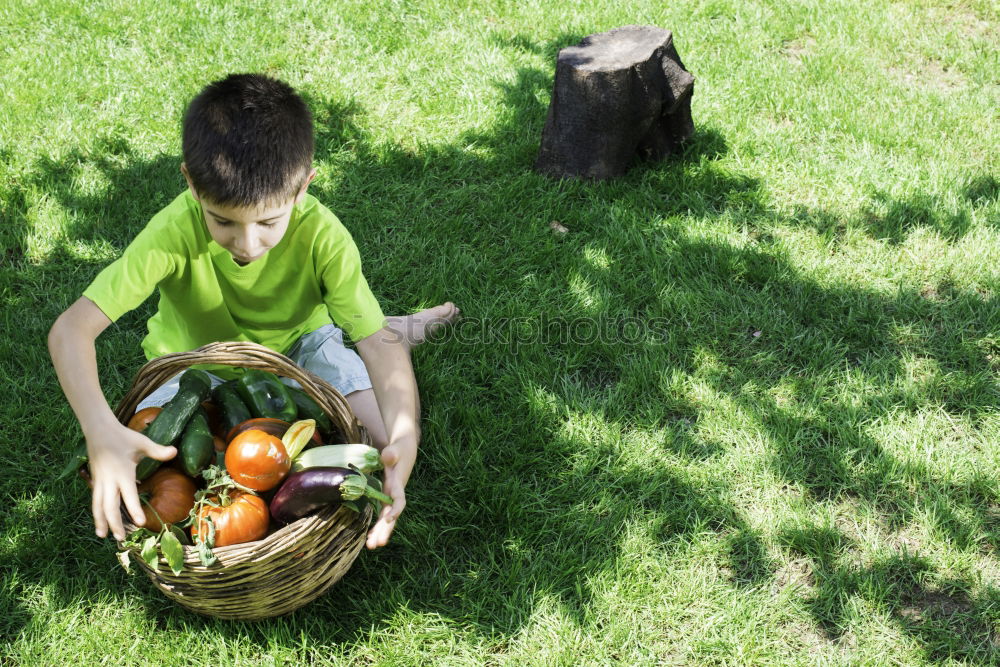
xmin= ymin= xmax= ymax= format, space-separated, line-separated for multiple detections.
xmin=269 ymin=466 xmax=393 ymax=525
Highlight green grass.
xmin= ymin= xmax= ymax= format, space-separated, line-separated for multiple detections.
xmin=2 ymin=0 xmax=999 ymax=664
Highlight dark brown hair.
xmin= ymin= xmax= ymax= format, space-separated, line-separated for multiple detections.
xmin=182 ymin=73 xmax=314 ymax=207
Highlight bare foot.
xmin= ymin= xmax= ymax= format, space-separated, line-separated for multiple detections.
xmin=385 ymin=302 xmax=461 ymax=348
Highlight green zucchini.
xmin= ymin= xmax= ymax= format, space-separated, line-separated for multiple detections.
xmin=179 ymin=408 xmax=214 ymax=477
xmin=286 ymin=385 xmax=334 ymax=437
xmin=135 ymin=369 xmax=213 ymax=480
xmin=212 ymin=380 xmax=252 ymax=437
xmin=236 ymin=369 xmax=297 ymax=422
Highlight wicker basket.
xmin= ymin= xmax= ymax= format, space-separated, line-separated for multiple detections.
xmin=114 ymin=341 xmax=373 ymax=620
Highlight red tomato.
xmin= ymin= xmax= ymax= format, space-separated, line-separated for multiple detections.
xmin=191 ymin=490 xmax=269 ymax=547
xmin=127 ymin=407 xmax=162 ymax=432
xmin=225 ymin=429 xmax=290 ymax=491
xmin=138 ymin=468 xmax=197 ymax=532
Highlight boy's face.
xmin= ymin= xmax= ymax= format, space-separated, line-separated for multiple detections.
xmin=181 ymin=164 xmax=316 ymax=266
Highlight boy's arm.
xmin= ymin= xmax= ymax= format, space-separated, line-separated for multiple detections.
xmin=48 ymin=296 xmax=177 ymax=541
xmin=354 ymin=328 xmax=420 ymax=549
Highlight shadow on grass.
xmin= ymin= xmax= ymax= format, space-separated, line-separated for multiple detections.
xmin=777 ymin=526 xmax=1000 ymax=661
xmin=2 ymin=31 xmax=998 ymax=662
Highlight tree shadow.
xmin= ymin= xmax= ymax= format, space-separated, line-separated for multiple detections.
xmin=783 ymin=174 xmax=999 ymax=245
xmin=777 ymin=525 xmax=1000 ymax=662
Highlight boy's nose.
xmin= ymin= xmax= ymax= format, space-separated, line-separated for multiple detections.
xmin=234 ymin=230 xmax=259 ymax=254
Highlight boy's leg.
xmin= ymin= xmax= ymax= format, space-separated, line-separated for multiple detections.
xmin=289 ymin=303 xmax=458 ymax=447
xmin=285 ymin=325 xmax=396 ymax=448
xmin=343 ymin=389 xmax=391 ymax=449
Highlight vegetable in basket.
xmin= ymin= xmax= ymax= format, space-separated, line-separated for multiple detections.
xmin=138 ymin=468 xmax=197 ymax=532
xmin=191 ymin=489 xmax=270 ymax=547
xmin=224 ymin=428 xmax=290 ymax=491
xmin=211 ymin=380 xmax=252 ymax=437
xmin=135 ymin=369 xmax=213 ymax=480
xmin=227 ymin=417 xmax=323 ymax=447
xmin=128 ymin=406 xmax=163 ymax=431
xmin=291 ymin=444 xmax=382 ymax=474
xmin=285 ymin=385 xmax=335 ymax=438
xmin=178 ymin=408 xmax=214 ymax=477
xmin=236 ymin=369 xmax=297 ymax=422
xmin=269 ymin=467 xmax=392 ymax=525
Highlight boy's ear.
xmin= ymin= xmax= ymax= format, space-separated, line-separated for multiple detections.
xmin=180 ymin=163 xmax=200 ymax=201
xmin=294 ymin=168 xmax=318 ymax=204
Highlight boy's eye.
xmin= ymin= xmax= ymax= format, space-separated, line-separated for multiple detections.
xmin=213 ymin=219 xmax=232 ymax=227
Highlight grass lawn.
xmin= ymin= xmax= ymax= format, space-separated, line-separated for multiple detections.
xmin=2 ymin=0 xmax=999 ymax=664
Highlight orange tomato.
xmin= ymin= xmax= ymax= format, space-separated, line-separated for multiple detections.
xmin=191 ymin=490 xmax=269 ymax=547
xmin=224 ymin=429 xmax=290 ymax=491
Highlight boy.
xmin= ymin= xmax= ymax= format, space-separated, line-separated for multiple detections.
xmin=47 ymin=73 xmax=458 ymax=549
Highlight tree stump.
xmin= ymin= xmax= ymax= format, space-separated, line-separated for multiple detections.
xmin=535 ymin=26 xmax=695 ymax=180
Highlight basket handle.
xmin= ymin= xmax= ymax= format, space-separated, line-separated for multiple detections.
xmin=114 ymin=341 xmax=367 ymax=444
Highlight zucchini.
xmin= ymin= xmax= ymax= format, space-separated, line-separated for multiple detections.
xmin=179 ymin=408 xmax=214 ymax=477
xmin=286 ymin=385 xmax=334 ymax=437
xmin=290 ymin=444 xmax=383 ymax=474
xmin=211 ymin=380 xmax=252 ymax=437
xmin=236 ymin=369 xmax=297 ymax=422
xmin=135 ymin=369 xmax=213 ymax=480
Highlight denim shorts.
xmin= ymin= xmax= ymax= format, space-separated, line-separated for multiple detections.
xmin=135 ymin=324 xmax=372 ymax=411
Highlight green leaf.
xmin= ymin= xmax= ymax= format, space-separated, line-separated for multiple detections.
xmin=361 ymin=474 xmax=390 ymax=511
xmin=205 ymin=514 xmax=217 ymax=548
xmin=122 ymin=527 xmax=154 ymax=550
xmin=167 ymin=523 xmax=191 ymax=546
xmin=116 ymin=550 xmax=131 ymax=573
xmin=159 ymin=531 xmax=185 ymax=575
xmin=57 ymin=442 xmax=89 ymax=481
xmin=364 ymin=473 xmax=382 ymax=492
xmin=141 ymin=536 xmax=159 ymax=569
xmin=341 ymin=500 xmax=362 ymax=513
xmin=196 ymin=540 xmax=217 ymax=567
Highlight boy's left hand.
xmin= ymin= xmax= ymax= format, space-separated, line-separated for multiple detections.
xmin=366 ymin=442 xmax=414 ymax=549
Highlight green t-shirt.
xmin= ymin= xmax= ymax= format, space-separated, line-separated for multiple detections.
xmin=84 ymin=190 xmax=386 ymax=364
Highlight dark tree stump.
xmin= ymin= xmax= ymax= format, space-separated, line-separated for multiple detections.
xmin=535 ymin=26 xmax=695 ymax=180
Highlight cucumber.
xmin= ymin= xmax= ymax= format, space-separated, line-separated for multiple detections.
xmin=286 ymin=385 xmax=334 ymax=437
xmin=135 ymin=455 xmax=162 ymax=481
xmin=236 ymin=369 xmax=297 ymax=422
xmin=135 ymin=369 xmax=213 ymax=480
xmin=212 ymin=380 xmax=252 ymax=438
xmin=179 ymin=408 xmax=214 ymax=477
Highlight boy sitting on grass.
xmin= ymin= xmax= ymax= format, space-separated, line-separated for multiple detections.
xmin=47 ymin=73 xmax=458 ymax=549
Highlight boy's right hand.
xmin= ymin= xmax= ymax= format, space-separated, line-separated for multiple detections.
xmin=84 ymin=420 xmax=177 ymax=541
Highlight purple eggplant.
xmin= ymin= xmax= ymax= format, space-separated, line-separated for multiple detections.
xmin=269 ymin=466 xmax=393 ymax=525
